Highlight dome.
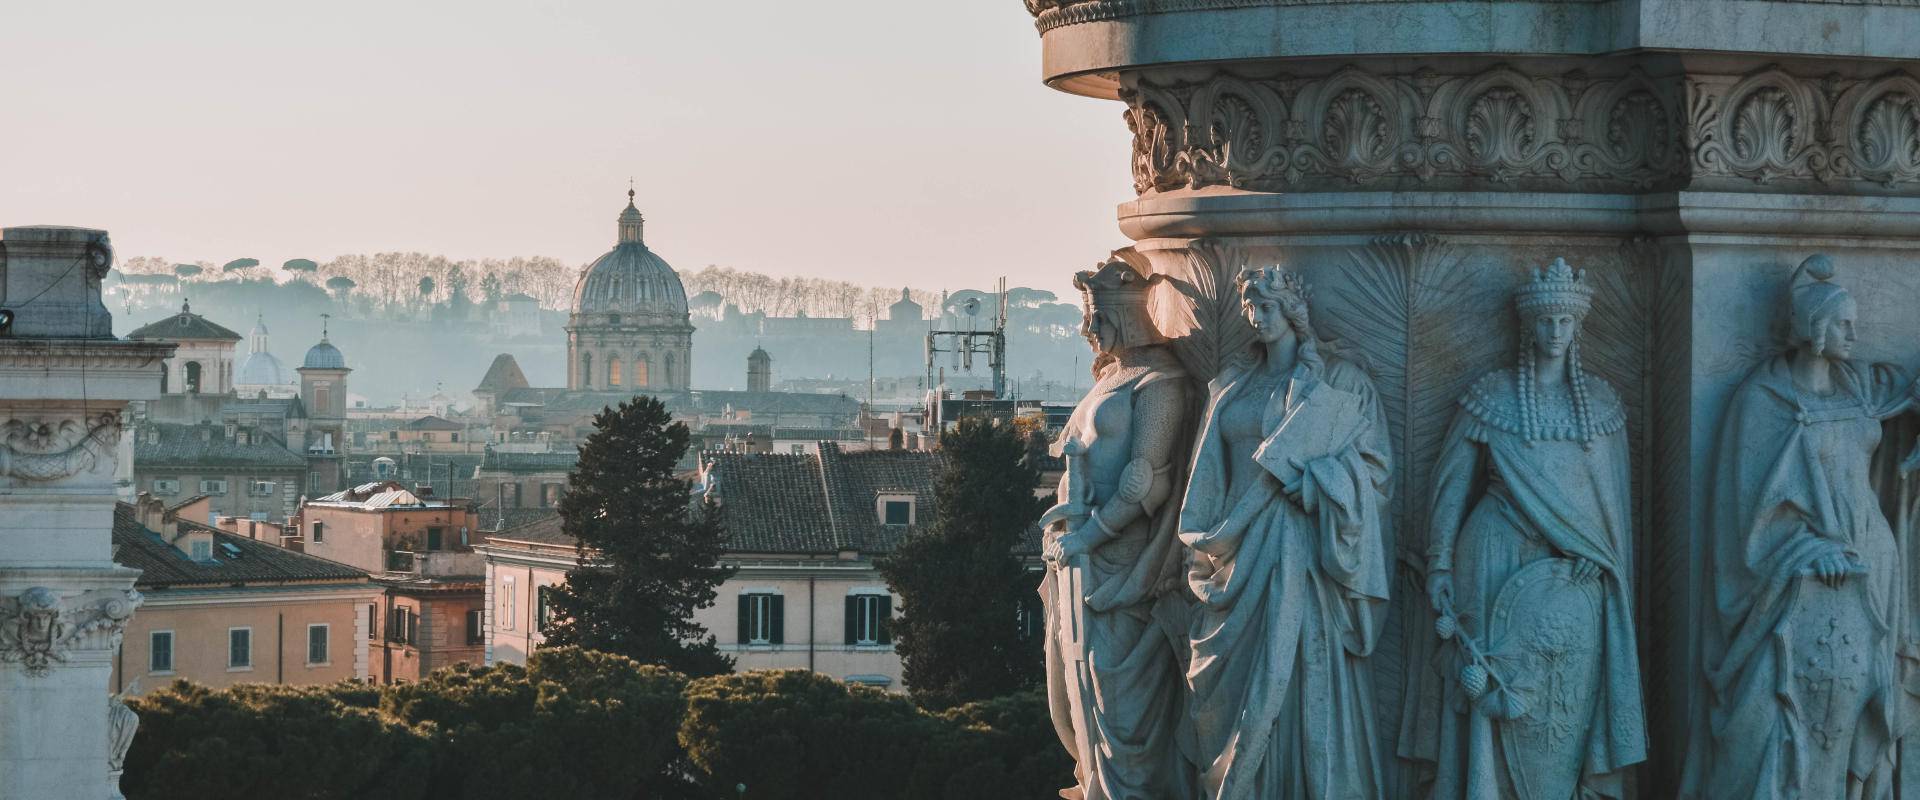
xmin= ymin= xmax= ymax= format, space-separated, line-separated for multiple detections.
xmin=238 ymin=350 xmax=291 ymax=385
xmin=571 ymin=193 xmax=689 ymax=320
xmin=302 ymin=340 xmax=346 ymax=370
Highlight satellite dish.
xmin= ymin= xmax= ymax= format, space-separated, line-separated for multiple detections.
xmin=962 ymin=298 xmax=981 ymax=317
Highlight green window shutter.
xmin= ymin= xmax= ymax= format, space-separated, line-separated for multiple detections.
xmin=878 ymin=597 xmax=892 ymax=645
xmin=737 ymin=595 xmax=750 ymax=644
xmin=770 ymin=595 xmax=785 ymax=645
xmin=845 ymin=595 xmax=859 ymax=644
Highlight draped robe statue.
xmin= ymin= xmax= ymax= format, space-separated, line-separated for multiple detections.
xmin=1403 ymin=258 xmax=1646 ymax=799
xmin=1688 ymin=255 xmax=1920 ymax=799
xmin=1179 ymin=265 xmax=1394 ymax=800
xmin=1042 ymin=258 xmax=1197 ymax=800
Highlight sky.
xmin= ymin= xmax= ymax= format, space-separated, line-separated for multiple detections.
xmin=0 ymin=0 xmax=1132 ymax=300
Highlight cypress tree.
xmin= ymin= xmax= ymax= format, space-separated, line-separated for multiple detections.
xmin=879 ymin=415 xmax=1046 ymax=709
xmin=541 ymin=396 xmax=735 ymax=676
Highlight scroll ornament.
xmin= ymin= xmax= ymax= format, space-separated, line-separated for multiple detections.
xmin=0 ymin=586 xmax=143 ymax=677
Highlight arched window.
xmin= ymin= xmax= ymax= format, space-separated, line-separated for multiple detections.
xmin=664 ymin=353 xmax=676 ymax=388
xmin=580 ymin=353 xmax=593 ymax=388
xmin=184 ymin=361 xmax=203 ymax=394
xmin=159 ymin=364 xmax=169 ymax=394
xmin=608 ymin=357 xmax=622 ymax=387
xmin=633 ymin=355 xmax=650 ymax=388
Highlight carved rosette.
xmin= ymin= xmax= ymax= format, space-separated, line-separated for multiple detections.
xmin=1123 ymin=62 xmax=1920 ymax=195
xmin=0 ymin=586 xmax=142 ymax=677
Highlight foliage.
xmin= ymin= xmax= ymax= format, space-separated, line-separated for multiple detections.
xmin=123 ymin=680 xmax=431 ymax=800
xmin=879 ymin=416 xmax=1046 ymax=710
xmin=222 ymin=258 xmax=260 ymax=272
xmin=382 ymin=648 xmax=689 ymax=799
xmin=678 ymin=671 xmax=1072 ymax=800
xmin=284 ymin=258 xmax=319 ymax=272
xmin=541 ymin=396 xmax=735 ymax=677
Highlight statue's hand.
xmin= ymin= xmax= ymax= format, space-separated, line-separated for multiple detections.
xmin=1570 ymin=557 xmax=1603 ymax=584
xmin=1044 ymin=529 xmax=1095 ymax=566
xmin=1427 ymin=571 xmax=1454 ymax=613
xmin=1810 ymin=549 xmax=1858 ymax=587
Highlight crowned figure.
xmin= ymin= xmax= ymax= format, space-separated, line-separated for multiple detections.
xmin=1403 ymin=258 xmax=1646 ymax=800
xmin=1042 ymin=257 xmax=1197 ymax=800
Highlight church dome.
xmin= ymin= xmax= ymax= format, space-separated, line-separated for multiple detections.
xmin=571 ymin=191 xmax=689 ymax=320
xmin=239 ymin=350 xmax=291 ymax=385
xmin=302 ymin=339 xmax=346 ymax=370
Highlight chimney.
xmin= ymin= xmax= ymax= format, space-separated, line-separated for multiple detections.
xmin=199 ymin=422 xmax=212 ymax=443
xmin=224 ymin=421 xmax=238 ymax=441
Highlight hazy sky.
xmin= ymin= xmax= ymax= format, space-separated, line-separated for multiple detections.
xmin=0 ymin=1 xmax=1131 ymax=300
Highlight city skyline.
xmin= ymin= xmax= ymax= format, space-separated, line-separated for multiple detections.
xmin=0 ymin=1 xmax=1131 ymax=298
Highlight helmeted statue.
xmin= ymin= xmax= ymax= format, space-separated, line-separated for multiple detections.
xmin=1404 ymin=258 xmax=1647 ymax=799
xmin=1178 ymin=265 xmax=1394 ymax=800
xmin=1042 ymin=257 xmax=1197 ymax=800
xmin=1685 ymin=254 xmax=1920 ymax=799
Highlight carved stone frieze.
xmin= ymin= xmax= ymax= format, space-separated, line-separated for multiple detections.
xmin=0 ymin=412 xmax=122 ymax=483
xmin=1024 ymin=0 xmax=1603 ymax=32
xmin=1121 ymin=63 xmax=1920 ymax=195
xmin=0 ymin=586 xmax=141 ymax=677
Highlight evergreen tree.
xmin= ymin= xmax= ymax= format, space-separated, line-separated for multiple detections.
xmin=541 ymin=397 xmax=735 ymax=676
xmin=879 ymin=416 xmax=1046 ymax=709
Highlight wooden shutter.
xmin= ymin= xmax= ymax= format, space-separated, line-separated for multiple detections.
xmin=877 ymin=597 xmax=892 ymax=645
xmin=769 ymin=595 xmax=785 ymax=645
xmin=844 ymin=595 xmax=859 ymax=644
xmin=737 ymin=595 xmax=751 ymax=644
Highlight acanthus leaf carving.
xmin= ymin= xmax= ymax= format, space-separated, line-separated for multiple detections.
xmin=0 ymin=586 xmax=142 ymax=677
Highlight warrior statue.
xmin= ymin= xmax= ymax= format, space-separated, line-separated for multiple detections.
xmin=1042 ymin=257 xmax=1196 ymax=800
xmin=1686 ymin=254 xmax=1920 ymax=799
xmin=1404 ymin=258 xmax=1647 ymax=799
xmin=1179 ymin=265 xmax=1394 ymax=800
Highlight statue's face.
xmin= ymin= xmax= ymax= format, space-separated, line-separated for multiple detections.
xmin=1532 ymin=312 xmax=1579 ymax=360
xmin=1244 ymin=295 xmax=1291 ymax=344
xmin=1816 ymin=297 xmax=1859 ymax=360
xmin=1082 ymin=310 xmax=1115 ymax=353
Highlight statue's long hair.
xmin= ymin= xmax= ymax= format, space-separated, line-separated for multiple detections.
xmin=1236 ymin=265 xmax=1327 ymax=374
xmin=1516 ymin=316 xmax=1597 ymax=449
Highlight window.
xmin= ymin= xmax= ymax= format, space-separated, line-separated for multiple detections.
xmin=450 ymin=432 xmax=460 ymax=443
xmin=185 ymin=361 xmax=203 ymax=394
xmin=228 ymin=628 xmax=252 ymax=669
xmin=368 ymin=603 xmax=378 ymax=640
xmin=608 ymin=358 xmax=622 ymax=387
xmin=737 ymin=593 xmax=784 ymax=645
xmin=499 ymin=576 xmax=517 ymax=631
xmin=422 ymin=432 xmax=435 ymax=443
xmin=314 ymin=387 xmax=330 ymax=413
xmin=249 ymin=480 xmax=276 ymax=496
xmin=466 ymin=609 xmax=484 ymax=645
xmin=536 ymin=586 xmax=555 ymax=632
xmin=190 ymin=540 xmax=212 ymax=561
xmin=150 ymin=631 xmax=174 ymax=673
xmin=388 ymin=431 xmax=399 ymax=441
xmin=307 ymin=624 xmax=330 ymax=665
xmin=427 ymin=527 xmax=444 ymax=551
xmin=312 ymin=521 xmax=325 ymax=544
xmin=633 ymin=357 xmax=649 ymax=387
xmin=882 ymin=499 xmax=912 ymax=526
xmin=152 ymin=478 xmax=180 ymax=495
xmin=200 ymin=479 xmax=229 ymax=495
xmin=790 ymin=444 xmax=806 ymax=455
xmin=387 ymin=608 xmax=418 ymax=645
xmin=580 ymin=353 xmax=593 ymax=388
xmin=846 ymin=594 xmax=893 ymax=646
xmin=541 ymin=483 xmax=563 ymax=507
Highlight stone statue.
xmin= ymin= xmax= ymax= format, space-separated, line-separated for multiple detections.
xmin=1687 ymin=254 xmax=1920 ymax=799
xmin=1041 ymin=258 xmax=1197 ymax=800
xmin=1178 ymin=265 xmax=1394 ymax=800
xmin=107 ymin=686 xmax=139 ymax=800
xmin=1403 ymin=258 xmax=1646 ymax=798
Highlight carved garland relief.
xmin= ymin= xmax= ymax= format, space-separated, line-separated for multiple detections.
xmin=1121 ymin=64 xmax=1920 ymax=194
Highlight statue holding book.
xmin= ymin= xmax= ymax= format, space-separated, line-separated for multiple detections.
xmin=1178 ymin=265 xmax=1395 ymax=800
xmin=1041 ymin=257 xmax=1197 ymax=800
xmin=1402 ymin=258 xmax=1647 ymax=799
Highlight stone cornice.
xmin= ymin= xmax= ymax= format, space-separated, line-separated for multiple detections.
xmin=0 ymin=339 xmax=174 ymax=370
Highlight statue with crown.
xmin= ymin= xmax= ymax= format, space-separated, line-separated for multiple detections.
xmin=1041 ymin=256 xmax=1199 ymax=800
xmin=1403 ymin=258 xmax=1647 ymax=800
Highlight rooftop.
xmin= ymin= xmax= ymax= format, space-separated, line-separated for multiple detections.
xmin=125 ymin=300 xmax=244 ymax=342
xmin=133 ymin=421 xmax=307 ymax=469
xmin=114 ymin=502 xmax=368 ymax=588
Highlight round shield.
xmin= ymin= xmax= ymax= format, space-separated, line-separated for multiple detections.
xmin=1486 ymin=557 xmax=1605 ymax=800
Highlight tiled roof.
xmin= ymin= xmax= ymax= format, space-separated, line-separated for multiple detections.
xmin=707 ymin=443 xmax=948 ymax=555
xmin=406 ymin=415 xmax=463 ymax=431
xmin=820 ymin=446 xmax=946 ymax=553
xmin=478 ymin=449 xmax=578 ymax=473
xmin=475 ymin=507 xmax=562 ymax=534
xmin=685 ymin=390 xmax=859 ymax=417
xmin=476 ymin=354 xmax=531 ymax=393
xmin=221 ymin=397 xmax=306 ymax=419
xmin=133 ymin=422 xmax=307 ymax=469
xmin=125 ymin=304 xmax=244 ymax=342
xmin=113 ymin=504 xmax=368 ymax=587
xmin=484 ymin=512 xmax=572 ymax=546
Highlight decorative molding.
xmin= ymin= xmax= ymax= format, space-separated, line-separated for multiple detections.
xmin=1025 ymin=0 xmax=1602 ymax=33
xmin=0 ymin=586 xmax=141 ymax=677
xmin=0 ymin=412 xmax=121 ymax=483
xmin=1121 ymin=63 xmax=1920 ymax=195
xmin=0 ymin=339 xmax=174 ymax=370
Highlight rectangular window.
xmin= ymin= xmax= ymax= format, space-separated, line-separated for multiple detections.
xmin=737 ymin=593 xmax=784 ymax=645
xmin=422 ymin=433 xmax=436 ymax=443
xmin=250 ymin=480 xmax=276 ymax=496
xmin=150 ymin=631 xmax=174 ymax=673
xmin=407 ymin=609 xmax=418 ymax=645
xmin=200 ymin=479 xmax=228 ymax=495
xmin=368 ymin=603 xmax=378 ymax=640
xmin=152 ymin=478 xmax=180 ymax=495
xmin=307 ymin=624 xmax=329 ymax=665
xmin=536 ymin=586 xmax=554 ymax=633
xmin=190 ymin=540 xmax=212 ymax=561
xmin=499 ymin=577 xmax=517 ymax=631
xmin=883 ymin=500 xmax=912 ymax=526
xmin=466 ymin=609 xmax=484 ymax=645
xmin=312 ymin=521 xmax=325 ymax=544
xmin=846 ymin=594 xmax=893 ymax=645
xmin=450 ymin=433 xmax=461 ymax=443
xmin=228 ymin=628 xmax=252 ymax=669
xmin=427 ymin=527 xmax=444 ymax=550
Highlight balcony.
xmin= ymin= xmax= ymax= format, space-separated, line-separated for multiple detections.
xmin=385 ymin=550 xmax=417 ymax=573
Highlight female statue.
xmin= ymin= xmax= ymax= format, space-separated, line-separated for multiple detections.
xmin=1406 ymin=258 xmax=1646 ymax=799
xmin=1179 ymin=265 xmax=1394 ymax=800
xmin=1042 ymin=258 xmax=1196 ymax=800
xmin=1689 ymin=254 xmax=1920 ymax=799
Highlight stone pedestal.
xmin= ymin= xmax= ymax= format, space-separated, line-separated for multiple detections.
xmin=0 ymin=226 xmax=171 ymax=799
xmin=1025 ymin=2 xmax=1920 ymax=794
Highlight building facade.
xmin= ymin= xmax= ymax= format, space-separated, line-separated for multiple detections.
xmin=131 ymin=420 xmax=308 ymax=522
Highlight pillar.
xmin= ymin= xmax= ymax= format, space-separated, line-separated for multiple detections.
xmin=0 ymin=226 xmax=171 ymax=798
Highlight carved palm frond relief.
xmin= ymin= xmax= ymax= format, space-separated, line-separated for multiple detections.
xmin=1154 ymin=239 xmax=1258 ymax=384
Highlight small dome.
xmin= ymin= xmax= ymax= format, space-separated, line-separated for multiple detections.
xmin=572 ymin=193 xmax=689 ymax=320
xmin=749 ymin=346 xmax=770 ymax=363
xmin=302 ymin=340 xmax=346 ymax=370
xmin=238 ymin=350 xmax=291 ymax=385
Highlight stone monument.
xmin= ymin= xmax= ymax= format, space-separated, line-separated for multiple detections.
xmin=1021 ymin=1 xmax=1920 ymax=795
xmin=0 ymin=226 xmax=171 ymax=799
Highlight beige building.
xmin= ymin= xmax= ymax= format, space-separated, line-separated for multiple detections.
xmin=131 ymin=419 xmax=308 ymax=522
xmin=476 ymin=443 xmax=946 ymax=690
xmin=111 ymin=498 xmax=380 ymax=694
